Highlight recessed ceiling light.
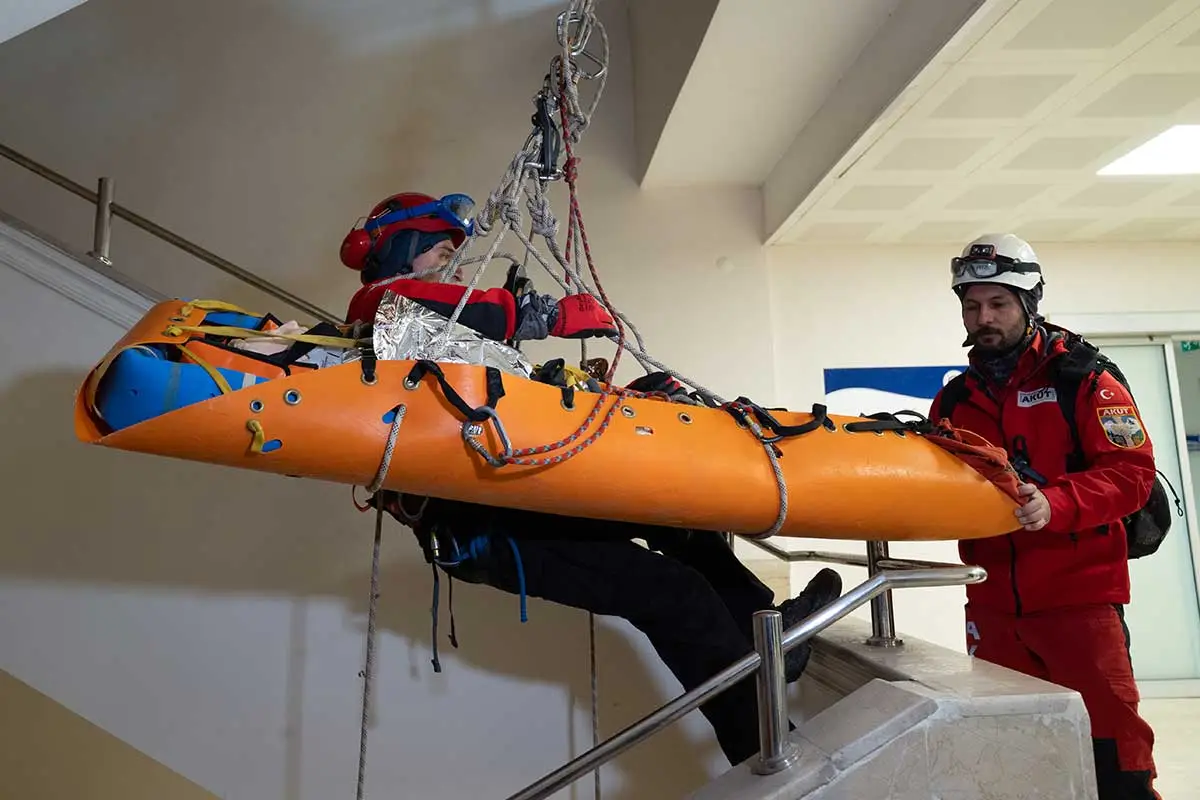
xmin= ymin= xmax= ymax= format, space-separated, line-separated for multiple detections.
xmin=1097 ymin=125 xmax=1200 ymax=176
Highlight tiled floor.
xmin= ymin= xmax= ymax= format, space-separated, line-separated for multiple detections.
xmin=1141 ymin=698 xmax=1199 ymax=799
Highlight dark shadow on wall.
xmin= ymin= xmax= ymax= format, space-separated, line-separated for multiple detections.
xmin=0 ymin=368 xmax=717 ymax=799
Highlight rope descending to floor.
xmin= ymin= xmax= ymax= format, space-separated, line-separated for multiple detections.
xmin=355 ymin=506 xmax=384 ymax=800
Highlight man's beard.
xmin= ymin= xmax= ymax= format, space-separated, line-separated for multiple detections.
xmin=967 ymin=326 xmax=1021 ymax=353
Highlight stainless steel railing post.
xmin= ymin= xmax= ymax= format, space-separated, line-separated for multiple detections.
xmin=750 ymin=610 xmax=801 ymax=775
xmin=865 ymin=540 xmax=902 ymax=647
xmin=87 ymin=177 xmax=114 ymax=265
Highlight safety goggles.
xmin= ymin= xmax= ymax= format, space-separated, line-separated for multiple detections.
xmin=950 ymin=256 xmax=1040 ymax=280
xmin=367 ymin=193 xmax=477 ymax=236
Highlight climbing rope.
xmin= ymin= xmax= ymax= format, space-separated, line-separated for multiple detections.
xmin=355 ymin=505 xmax=384 ymax=800
xmin=366 ymin=404 xmax=407 ymax=494
xmin=589 ymin=611 xmax=600 ymax=799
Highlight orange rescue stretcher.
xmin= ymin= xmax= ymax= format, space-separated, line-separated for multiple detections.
xmin=72 ymin=298 xmax=1023 ymax=541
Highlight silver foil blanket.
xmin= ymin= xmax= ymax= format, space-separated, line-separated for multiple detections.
xmin=361 ymin=290 xmax=534 ymax=378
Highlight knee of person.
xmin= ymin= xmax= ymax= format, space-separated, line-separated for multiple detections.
xmin=666 ymin=563 xmax=726 ymax=614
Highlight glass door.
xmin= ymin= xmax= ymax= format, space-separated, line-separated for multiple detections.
xmin=1094 ymin=341 xmax=1200 ymax=684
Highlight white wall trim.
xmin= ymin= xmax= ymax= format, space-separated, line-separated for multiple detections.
xmin=1049 ymin=311 xmax=1200 ymax=337
xmin=0 ymin=216 xmax=156 ymax=329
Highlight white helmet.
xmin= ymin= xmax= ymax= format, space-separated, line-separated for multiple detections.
xmin=951 ymin=233 xmax=1044 ymax=299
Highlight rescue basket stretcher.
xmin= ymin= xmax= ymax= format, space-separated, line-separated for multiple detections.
xmin=72 ymin=298 xmax=1022 ymax=541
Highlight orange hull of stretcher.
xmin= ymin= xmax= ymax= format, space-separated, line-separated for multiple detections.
xmin=72 ymin=300 xmax=1020 ymax=541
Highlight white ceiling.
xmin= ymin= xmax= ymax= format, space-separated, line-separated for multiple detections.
xmin=771 ymin=0 xmax=1200 ymax=244
xmin=636 ymin=0 xmax=904 ymax=187
xmin=629 ymin=0 xmax=998 ymax=236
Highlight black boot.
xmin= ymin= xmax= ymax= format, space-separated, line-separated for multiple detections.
xmin=778 ymin=568 xmax=843 ymax=682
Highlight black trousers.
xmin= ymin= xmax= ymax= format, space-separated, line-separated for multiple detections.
xmin=413 ymin=499 xmax=782 ymax=766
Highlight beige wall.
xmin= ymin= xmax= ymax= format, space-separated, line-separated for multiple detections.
xmin=0 ymin=668 xmax=218 ymax=800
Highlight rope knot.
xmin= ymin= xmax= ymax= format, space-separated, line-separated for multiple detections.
xmin=500 ymin=199 xmax=522 ymax=231
xmin=563 ymin=156 xmax=580 ymax=184
xmin=527 ymin=194 xmax=559 ymax=239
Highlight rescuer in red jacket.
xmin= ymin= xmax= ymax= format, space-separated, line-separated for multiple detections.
xmin=929 ymin=233 xmax=1159 ymax=800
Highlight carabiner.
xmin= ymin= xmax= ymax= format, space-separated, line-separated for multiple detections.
xmin=557 ymin=9 xmax=594 ymax=56
xmin=462 ymin=405 xmax=514 ymax=467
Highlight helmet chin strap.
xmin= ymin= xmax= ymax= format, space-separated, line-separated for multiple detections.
xmin=395 ymin=231 xmax=422 ymax=276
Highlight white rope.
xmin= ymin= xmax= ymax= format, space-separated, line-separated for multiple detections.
xmin=585 ymin=609 xmax=600 ymax=796
xmin=355 ymin=506 xmax=384 ymax=800
xmin=589 ymin=611 xmax=600 ymax=799
xmin=366 ymin=404 xmax=407 ymax=494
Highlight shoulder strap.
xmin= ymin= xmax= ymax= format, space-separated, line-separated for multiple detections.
xmin=936 ymin=371 xmax=972 ymax=420
xmin=1052 ymin=333 xmax=1137 ymax=472
xmin=1052 ymin=335 xmax=1102 ymax=472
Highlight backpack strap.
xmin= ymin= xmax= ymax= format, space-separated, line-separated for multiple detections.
xmin=935 ymin=371 xmax=972 ymax=420
xmin=1051 ymin=333 xmax=1112 ymax=473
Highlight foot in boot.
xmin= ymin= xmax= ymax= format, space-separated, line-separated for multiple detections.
xmin=778 ymin=568 xmax=843 ymax=683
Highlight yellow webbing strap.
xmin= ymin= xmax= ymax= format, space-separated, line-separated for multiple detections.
xmin=533 ymin=362 xmax=595 ymax=389
xmin=178 ymin=299 xmax=264 ymax=317
xmin=177 ymin=343 xmax=234 ymax=395
xmin=564 ymin=364 xmax=594 ymax=387
xmin=246 ymin=419 xmax=267 ymax=454
xmin=163 ymin=323 xmax=363 ymax=350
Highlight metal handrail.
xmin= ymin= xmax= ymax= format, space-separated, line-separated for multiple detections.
xmin=0 ymin=141 xmax=340 ymax=324
xmin=743 ymin=536 xmax=970 ymax=647
xmin=505 ymin=564 xmax=986 ymax=800
xmin=743 ymin=538 xmax=952 ymax=570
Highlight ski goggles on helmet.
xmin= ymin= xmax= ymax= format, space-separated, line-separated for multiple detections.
xmin=950 ymin=244 xmax=1040 ymax=280
xmin=950 ymin=258 xmax=1042 ymax=279
xmin=366 ymin=193 xmax=477 ymax=237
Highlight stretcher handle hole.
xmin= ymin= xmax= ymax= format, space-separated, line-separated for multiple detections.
xmin=621 ymin=405 xmax=636 ymax=418
xmin=250 ymin=399 xmax=264 ymax=413
xmin=678 ymin=412 xmax=693 ymax=425
xmin=842 ymin=422 xmax=884 ymax=437
xmin=561 ymin=396 xmax=575 ymax=411
xmin=284 ymin=389 xmax=302 ymax=405
xmin=403 ymin=377 xmax=419 ymax=391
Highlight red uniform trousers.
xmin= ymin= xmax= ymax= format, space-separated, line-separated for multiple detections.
xmin=966 ymin=602 xmax=1159 ymax=800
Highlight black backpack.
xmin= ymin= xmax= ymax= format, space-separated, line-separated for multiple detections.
xmin=939 ymin=332 xmax=1183 ymax=559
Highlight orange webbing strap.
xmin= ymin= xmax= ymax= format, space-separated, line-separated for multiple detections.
xmin=926 ymin=419 xmax=1024 ymax=505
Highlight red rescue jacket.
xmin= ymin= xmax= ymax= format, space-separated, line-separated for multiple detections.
xmin=929 ymin=329 xmax=1156 ymax=615
xmin=346 ymin=277 xmax=517 ymax=341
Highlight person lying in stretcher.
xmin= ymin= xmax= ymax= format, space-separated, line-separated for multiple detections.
xmin=337 ymin=190 xmax=844 ymax=767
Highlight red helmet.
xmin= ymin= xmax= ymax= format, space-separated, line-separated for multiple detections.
xmin=340 ymin=192 xmax=473 ymax=271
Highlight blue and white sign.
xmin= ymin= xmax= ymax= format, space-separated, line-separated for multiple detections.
xmin=823 ymin=365 xmax=967 ymax=418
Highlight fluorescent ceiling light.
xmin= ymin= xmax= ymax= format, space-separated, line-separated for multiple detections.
xmin=1097 ymin=125 xmax=1200 ymax=176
